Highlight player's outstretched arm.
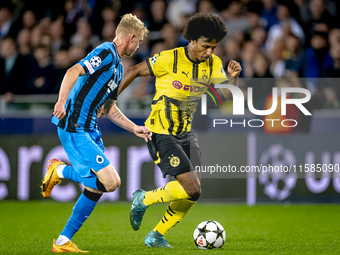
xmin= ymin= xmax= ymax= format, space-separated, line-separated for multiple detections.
xmin=97 ymin=62 xmax=151 ymax=119
xmin=219 ymin=60 xmax=242 ymax=98
xmin=103 ymin=98 xmax=152 ymax=142
xmin=118 ymin=61 xmax=150 ymax=95
xmin=54 ymin=64 xmax=85 ymax=119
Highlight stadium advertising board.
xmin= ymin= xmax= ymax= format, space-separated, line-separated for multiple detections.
xmin=0 ymin=132 xmax=339 ymax=203
xmin=0 ymin=134 xmax=169 ymax=202
xmin=247 ymin=133 xmax=340 ymax=205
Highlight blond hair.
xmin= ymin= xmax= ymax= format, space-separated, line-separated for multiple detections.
xmin=116 ymin=14 xmax=149 ymax=38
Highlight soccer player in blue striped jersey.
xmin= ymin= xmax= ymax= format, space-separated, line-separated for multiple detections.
xmin=41 ymin=14 xmax=150 ymax=253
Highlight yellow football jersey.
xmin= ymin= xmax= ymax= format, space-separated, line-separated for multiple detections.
xmin=145 ymin=46 xmax=228 ymax=135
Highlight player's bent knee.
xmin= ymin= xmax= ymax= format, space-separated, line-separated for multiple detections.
xmin=105 ymin=176 xmax=121 ymax=192
xmin=188 ymin=191 xmax=201 ymax=201
xmin=186 ymin=187 xmax=202 ymax=201
xmin=97 ymin=164 xmax=121 ymax=192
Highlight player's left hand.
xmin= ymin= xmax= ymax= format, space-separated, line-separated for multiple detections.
xmin=227 ymin=60 xmax=242 ymax=78
xmin=133 ymin=126 xmax=152 ymax=142
xmin=97 ymin=105 xmax=104 ymax=119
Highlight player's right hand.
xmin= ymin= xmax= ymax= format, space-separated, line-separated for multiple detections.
xmin=133 ymin=126 xmax=152 ymax=142
xmin=53 ymin=100 xmax=66 ymax=120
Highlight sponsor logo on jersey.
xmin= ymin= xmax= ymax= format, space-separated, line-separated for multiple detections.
xmin=182 ymin=71 xmax=189 ymax=78
xmin=107 ymin=79 xmax=117 ymax=94
xmin=172 ymin=80 xmax=202 ymax=93
xmin=172 ymin=80 xmax=183 ymax=89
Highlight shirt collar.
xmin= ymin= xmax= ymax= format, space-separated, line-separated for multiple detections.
xmin=184 ymin=46 xmax=201 ymax=65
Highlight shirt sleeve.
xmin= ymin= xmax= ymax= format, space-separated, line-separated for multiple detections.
xmin=79 ymin=45 xmax=114 ymax=75
xmin=210 ymin=56 xmax=228 ymax=85
xmin=146 ymin=51 xmax=169 ymax=77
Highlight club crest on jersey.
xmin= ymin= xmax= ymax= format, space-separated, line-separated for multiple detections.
xmin=169 ymin=154 xmax=180 ymax=167
xmin=202 ymin=70 xmax=208 ymax=82
xmin=90 ymin=56 xmax=102 ymax=68
xmin=96 ymin=155 xmax=104 ymax=164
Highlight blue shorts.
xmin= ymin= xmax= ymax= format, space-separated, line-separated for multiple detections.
xmin=58 ymin=127 xmax=110 ymax=177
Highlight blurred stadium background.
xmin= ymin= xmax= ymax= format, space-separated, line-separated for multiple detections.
xmin=1 ymin=0 xmax=340 ymax=205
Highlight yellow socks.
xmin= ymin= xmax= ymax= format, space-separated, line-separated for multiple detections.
xmin=143 ymin=181 xmax=196 ymax=236
xmin=154 ymin=199 xmax=196 ymax=235
xmin=143 ymin=181 xmax=190 ymax=206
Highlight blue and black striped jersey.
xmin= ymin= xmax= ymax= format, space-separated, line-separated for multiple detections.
xmin=52 ymin=42 xmax=123 ymax=132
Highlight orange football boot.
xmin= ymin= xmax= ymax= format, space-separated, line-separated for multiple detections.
xmin=41 ymin=158 xmax=64 ymax=197
xmin=52 ymin=239 xmax=88 ymax=253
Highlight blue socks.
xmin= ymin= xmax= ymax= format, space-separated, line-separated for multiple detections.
xmin=62 ymin=165 xmax=106 ymax=192
xmin=60 ymin=189 xmax=102 ymax=240
xmin=57 ymin=167 xmax=107 ymax=242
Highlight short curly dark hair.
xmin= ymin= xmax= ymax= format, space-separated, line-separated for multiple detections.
xmin=183 ymin=13 xmax=228 ymax=42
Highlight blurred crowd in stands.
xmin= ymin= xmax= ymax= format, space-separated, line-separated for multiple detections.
xmin=1 ymin=0 xmax=340 ymax=112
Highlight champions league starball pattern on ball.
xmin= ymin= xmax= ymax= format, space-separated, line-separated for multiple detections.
xmin=193 ymin=220 xmax=226 ymax=249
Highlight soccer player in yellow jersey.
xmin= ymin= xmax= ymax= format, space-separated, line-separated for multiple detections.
xmin=120 ymin=13 xmax=242 ymax=247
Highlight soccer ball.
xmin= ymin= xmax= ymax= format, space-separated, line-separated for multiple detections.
xmin=193 ymin=220 xmax=226 ymax=249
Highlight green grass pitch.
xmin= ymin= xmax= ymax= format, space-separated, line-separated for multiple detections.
xmin=0 ymin=201 xmax=339 ymax=254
